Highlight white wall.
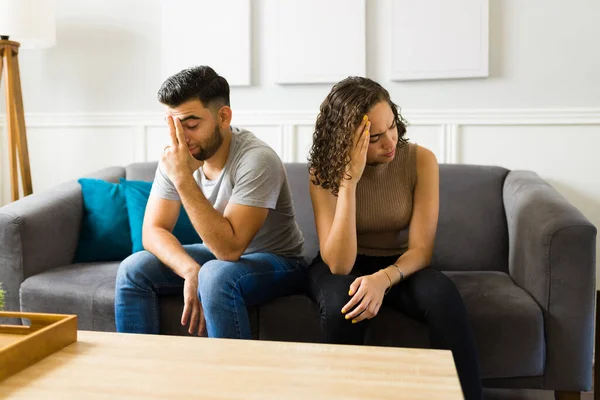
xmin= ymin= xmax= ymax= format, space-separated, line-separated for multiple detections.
xmin=1 ymin=0 xmax=599 ymax=283
xmin=3 ymin=0 xmax=600 ymax=113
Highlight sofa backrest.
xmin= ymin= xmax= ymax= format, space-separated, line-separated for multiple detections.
xmin=125 ymin=161 xmax=510 ymax=272
xmin=283 ymin=163 xmax=511 ymax=272
xmin=432 ymin=164 xmax=510 ymax=272
xmin=282 ymin=164 xmax=319 ymax=263
xmin=126 ymin=162 xmax=158 ymax=182
xmin=125 ymin=161 xmax=319 ymax=264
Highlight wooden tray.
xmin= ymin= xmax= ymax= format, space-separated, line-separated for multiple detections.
xmin=0 ymin=312 xmax=77 ymax=382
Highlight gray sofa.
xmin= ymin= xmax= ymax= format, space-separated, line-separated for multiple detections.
xmin=0 ymin=161 xmax=596 ymax=394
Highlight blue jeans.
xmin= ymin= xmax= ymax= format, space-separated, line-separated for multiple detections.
xmin=114 ymin=244 xmax=307 ymax=339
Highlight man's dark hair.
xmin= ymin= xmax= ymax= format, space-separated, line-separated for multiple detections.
xmin=157 ymin=65 xmax=230 ymax=109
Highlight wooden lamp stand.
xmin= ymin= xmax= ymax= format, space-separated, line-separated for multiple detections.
xmin=0 ymin=36 xmax=32 ymax=202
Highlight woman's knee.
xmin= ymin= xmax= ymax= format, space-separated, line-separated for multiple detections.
xmin=309 ymin=266 xmax=356 ymax=318
xmin=409 ymin=268 xmax=466 ymax=316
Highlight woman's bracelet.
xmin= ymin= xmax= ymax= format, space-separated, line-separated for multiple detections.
xmin=381 ymin=269 xmax=393 ymax=295
xmin=392 ymin=264 xmax=404 ymax=282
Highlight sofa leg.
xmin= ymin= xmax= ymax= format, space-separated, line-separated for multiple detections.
xmin=554 ymin=391 xmax=580 ymax=400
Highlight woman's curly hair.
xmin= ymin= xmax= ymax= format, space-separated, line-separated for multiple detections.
xmin=308 ymin=77 xmax=409 ymax=196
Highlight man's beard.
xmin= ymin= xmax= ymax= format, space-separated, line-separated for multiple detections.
xmin=193 ymin=125 xmax=224 ymax=161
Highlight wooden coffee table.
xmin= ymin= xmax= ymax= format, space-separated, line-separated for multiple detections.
xmin=0 ymin=331 xmax=462 ymax=399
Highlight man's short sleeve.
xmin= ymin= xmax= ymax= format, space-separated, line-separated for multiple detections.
xmin=149 ymin=162 xmax=181 ymax=201
xmin=229 ymin=147 xmax=284 ymax=209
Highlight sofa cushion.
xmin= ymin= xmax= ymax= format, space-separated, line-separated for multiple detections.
xmin=120 ymin=179 xmax=201 ymax=253
xmin=258 ymin=295 xmax=321 ymax=342
xmin=74 ymin=179 xmax=132 ymax=262
xmin=20 ymin=262 xmax=121 ymax=331
xmin=257 ymin=270 xmax=544 ymax=380
xmin=21 ymin=264 xmax=543 ymax=379
xmin=432 ymin=164 xmax=510 ymax=272
xmin=19 ymin=262 xmax=258 ymax=338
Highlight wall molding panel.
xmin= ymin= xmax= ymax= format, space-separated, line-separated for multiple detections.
xmin=1 ymin=107 xmax=599 ymax=206
xmin=5 ymin=108 xmax=598 ymax=129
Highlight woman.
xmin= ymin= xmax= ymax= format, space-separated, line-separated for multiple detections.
xmin=307 ymin=77 xmax=482 ymax=399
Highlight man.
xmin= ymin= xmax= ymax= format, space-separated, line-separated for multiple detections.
xmin=115 ymin=66 xmax=306 ymax=339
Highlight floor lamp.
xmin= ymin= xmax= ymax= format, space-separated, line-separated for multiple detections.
xmin=0 ymin=0 xmax=56 ymax=202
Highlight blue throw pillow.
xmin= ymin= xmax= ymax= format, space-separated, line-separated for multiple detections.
xmin=74 ymin=179 xmax=132 ymax=262
xmin=120 ymin=179 xmax=202 ymax=253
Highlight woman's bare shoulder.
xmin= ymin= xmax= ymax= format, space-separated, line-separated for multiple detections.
xmin=414 ymin=144 xmax=438 ymax=169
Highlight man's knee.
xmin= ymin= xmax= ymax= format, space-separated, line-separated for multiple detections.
xmin=198 ymin=259 xmax=240 ymax=301
xmin=116 ymin=251 xmax=160 ymax=289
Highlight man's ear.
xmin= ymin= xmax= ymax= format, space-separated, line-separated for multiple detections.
xmin=217 ymin=105 xmax=233 ymax=126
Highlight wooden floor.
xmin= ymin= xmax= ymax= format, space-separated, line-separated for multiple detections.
xmin=484 ymin=389 xmax=593 ymax=399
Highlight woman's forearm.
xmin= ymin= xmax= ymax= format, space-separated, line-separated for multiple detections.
xmin=321 ymin=182 xmax=358 ymax=274
xmin=386 ymin=247 xmax=433 ymax=284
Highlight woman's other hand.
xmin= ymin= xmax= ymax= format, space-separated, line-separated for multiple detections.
xmin=341 ymin=270 xmax=390 ymax=323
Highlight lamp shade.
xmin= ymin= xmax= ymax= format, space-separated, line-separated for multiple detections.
xmin=0 ymin=0 xmax=56 ymax=49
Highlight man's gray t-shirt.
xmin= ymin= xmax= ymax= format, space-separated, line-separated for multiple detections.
xmin=150 ymin=127 xmax=304 ymax=258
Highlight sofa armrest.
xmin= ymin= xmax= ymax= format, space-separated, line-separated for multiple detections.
xmin=503 ymin=170 xmax=597 ymax=391
xmin=0 ymin=167 xmax=125 ymax=317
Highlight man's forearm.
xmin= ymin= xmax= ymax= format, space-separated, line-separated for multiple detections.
xmin=143 ymin=228 xmax=200 ymax=279
xmin=174 ymin=175 xmax=240 ymax=259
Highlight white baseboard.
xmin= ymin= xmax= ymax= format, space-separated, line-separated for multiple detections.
xmin=2 ymin=107 xmax=600 ymax=127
